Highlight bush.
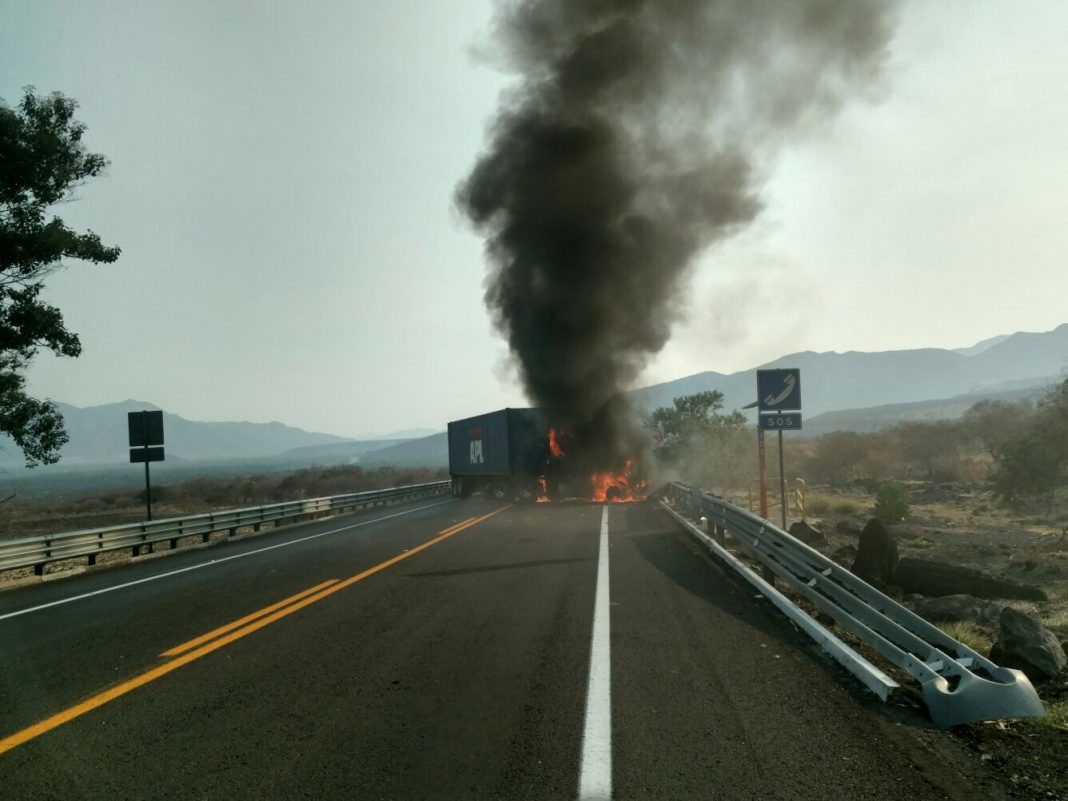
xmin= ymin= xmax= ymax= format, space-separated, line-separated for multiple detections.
xmin=873 ymin=482 xmax=909 ymax=523
xmin=935 ymin=621 xmax=993 ymax=656
xmin=832 ymin=500 xmax=861 ymax=515
xmin=805 ymin=494 xmax=833 ymax=515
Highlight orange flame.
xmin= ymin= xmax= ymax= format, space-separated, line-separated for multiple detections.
xmin=548 ymin=428 xmax=565 ymax=458
xmin=590 ymin=459 xmax=647 ymax=503
xmin=536 ymin=476 xmax=551 ymax=503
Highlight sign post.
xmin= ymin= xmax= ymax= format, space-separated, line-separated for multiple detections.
xmin=128 ymin=411 xmax=165 ymax=521
xmin=757 ymin=369 xmax=802 ymax=530
xmin=757 ymin=428 xmax=768 ymax=518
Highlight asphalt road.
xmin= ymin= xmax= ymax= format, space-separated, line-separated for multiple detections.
xmin=0 ymin=497 xmax=1000 ymax=800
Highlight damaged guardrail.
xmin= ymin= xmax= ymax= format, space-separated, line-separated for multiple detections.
xmin=662 ymin=481 xmax=1045 ymax=727
xmin=0 ymin=481 xmax=451 ymax=577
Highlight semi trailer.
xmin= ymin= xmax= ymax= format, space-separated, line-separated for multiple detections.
xmin=447 ymin=408 xmax=552 ymax=500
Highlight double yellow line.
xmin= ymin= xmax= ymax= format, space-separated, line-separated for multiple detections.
xmin=0 ymin=507 xmax=506 ymax=755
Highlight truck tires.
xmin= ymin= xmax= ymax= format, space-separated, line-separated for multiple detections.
xmin=491 ymin=479 xmax=510 ymax=501
xmin=452 ymin=477 xmax=473 ymax=498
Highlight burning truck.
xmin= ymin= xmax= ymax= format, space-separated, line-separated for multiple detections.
xmin=447 ymin=408 xmax=647 ymax=503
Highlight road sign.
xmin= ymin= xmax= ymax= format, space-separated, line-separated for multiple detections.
xmin=130 ymin=446 xmax=165 ymax=463
xmin=128 ymin=410 xmax=165 ymax=521
xmin=759 ymin=412 xmax=802 ymax=431
xmin=128 ymin=410 xmax=164 ymax=447
xmin=757 ymin=368 xmax=801 ymax=411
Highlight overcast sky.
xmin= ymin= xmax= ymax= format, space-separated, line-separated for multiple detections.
xmin=1 ymin=0 xmax=1066 ymax=438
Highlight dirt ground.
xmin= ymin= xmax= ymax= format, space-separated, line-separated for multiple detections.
xmin=792 ymin=481 xmax=1068 ymax=800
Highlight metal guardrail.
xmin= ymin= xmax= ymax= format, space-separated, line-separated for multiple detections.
xmin=0 ymin=481 xmax=451 ymax=576
xmin=664 ymin=481 xmax=1045 ymax=727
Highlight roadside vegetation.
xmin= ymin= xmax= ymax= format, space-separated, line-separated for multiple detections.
xmin=651 ymin=379 xmax=1068 ymax=520
xmin=0 ymin=465 xmax=449 ymax=540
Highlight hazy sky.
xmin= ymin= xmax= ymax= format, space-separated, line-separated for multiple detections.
xmin=1 ymin=1 xmax=1066 ymax=438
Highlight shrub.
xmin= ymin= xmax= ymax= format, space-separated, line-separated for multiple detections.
xmin=832 ymin=500 xmax=861 ymax=515
xmin=873 ymin=482 xmax=909 ymax=523
xmin=805 ymin=494 xmax=832 ymax=515
xmin=935 ymin=620 xmax=993 ymax=656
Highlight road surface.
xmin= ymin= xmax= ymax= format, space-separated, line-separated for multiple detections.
xmin=0 ymin=498 xmax=998 ymax=799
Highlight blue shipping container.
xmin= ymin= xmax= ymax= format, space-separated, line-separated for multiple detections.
xmin=447 ymin=408 xmax=547 ymax=478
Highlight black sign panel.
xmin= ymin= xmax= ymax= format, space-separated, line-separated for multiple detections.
xmin=759 ymin=412 xmax=802 ymax=431
xmin=130 ymin=446 xmax=165 ymax=463
xmin=128 ymin=410 xmax=164 ymax=447
xmin=757 ymin=368 xmax=801 ymax=412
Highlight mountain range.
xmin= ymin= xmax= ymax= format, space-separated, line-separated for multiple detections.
xmin=630 ymin=324 xmax=1068 ymax=418
xmin=1 ymin=324 xmax=1064 ymax=471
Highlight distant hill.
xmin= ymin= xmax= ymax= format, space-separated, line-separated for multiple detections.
xmin=800 ymin=382 xmax=1053 ymax=438
xmin=0 ymin=400 xmax=353 ymax=467
xmin=359 ymin=433 xmax=448 ymax=468
xmin=278 ymin=439 xmax=409 ymax=463
xmin=952 ymin=334 xmax=1010 ymax=356
xmin=369 ymin=427 xmax=441 ymax=440
xmin=631 ymin=324 xmax=1068 ymax=418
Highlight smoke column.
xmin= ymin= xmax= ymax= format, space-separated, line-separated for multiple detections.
xmin=458 ymin=0 xmax=900 ymax=465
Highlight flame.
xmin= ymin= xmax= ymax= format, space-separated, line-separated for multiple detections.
xmin=548 ymin=428 xmax=565 ymax=458
xmin=590 ymin=459 xmax=647 ymax=503
xmin=536 ymin=476 xmax=551 ymax=503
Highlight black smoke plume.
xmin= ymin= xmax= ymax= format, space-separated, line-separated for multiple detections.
xmin=458 ymin=0 xmax=899 ymax=469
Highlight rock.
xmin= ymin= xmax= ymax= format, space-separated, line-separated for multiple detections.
xmin=978 ymin=602 xmax=1006 ymax=628
xmin=789 ymin=520 xmax=827 ymax=547
xmin=910 ymin=594 xmax=1002 ymax=625
xmin=894 ymin=557 xmax=1048 ymax=602
xmin=851 ymin=518 xmax=898 ymax=589
xmin=831 ymin=544 xmax=857 ymax=567
xmin=990 ymin=608 xmax=1067 ymax=681
xmin=836 ymin=520 xmax=863 ymax=537
xmin=888 ymin=524 xmax=920 ymax=541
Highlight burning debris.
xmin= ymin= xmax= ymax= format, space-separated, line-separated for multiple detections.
xmin=458 ymin=0 xmax=900 ymax=498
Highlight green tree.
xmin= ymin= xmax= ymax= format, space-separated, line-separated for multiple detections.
xmin=991 ymin=379 xmax=1068 ymax=508
xmin=645 ymin=391 xmax=749 ymax=486
xmin=873 ymin=481 xmax=909 ymax=523
xmin=0 ymin=88 xmax=119 ymax=465
xmin=646 ymin=391 xmax=726 ymax=459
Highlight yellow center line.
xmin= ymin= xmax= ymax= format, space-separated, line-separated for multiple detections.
xmin=161 ymin=516 xmax=478 ymax=657
xmin=161 ymin=579 xmax=341 ymax=657
xmin=0 ymin=507 xmax=508 ymax=755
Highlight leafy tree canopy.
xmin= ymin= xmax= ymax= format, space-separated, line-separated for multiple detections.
xmin=0 ymin=87 xmax=119 ymax=465
xmin=645 ymin=390 xmax=747 ymax=466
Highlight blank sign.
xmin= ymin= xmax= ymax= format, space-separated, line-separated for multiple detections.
xmin=130 ymin=446 xmax=165 ymax=463
xmin=128 ymin=410 xmax=164 ymax=447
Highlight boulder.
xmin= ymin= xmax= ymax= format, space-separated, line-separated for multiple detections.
xmin=851 ymin=518 xmax=898 ymax=589
xmin=831 ymin=544 xmax=858 ymax=567
xmin=788 ymin=520 xmax=827 ymax=547
xmin=910 ymin=594 xmax=1002 ymax=625
xmin=894 ymin=557 xmax=1048 ymax=602
xmin=990 ymin=607 xmax=1067 ymax=681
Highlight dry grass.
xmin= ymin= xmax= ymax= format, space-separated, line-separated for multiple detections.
xmin=935 ymin=620 xmax=994 ymax=656
xmin=1027 ymin=699 xmax=1068 ymax=732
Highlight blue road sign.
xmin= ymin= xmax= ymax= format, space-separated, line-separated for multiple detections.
xmin=757 ymin=368 xmax=801 ymax=411
xmin=759 ymin=412 xmax=802 ymax=431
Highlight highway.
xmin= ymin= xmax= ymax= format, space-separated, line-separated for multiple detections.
xmin=0 ymin=497 xmax=997 ymax=800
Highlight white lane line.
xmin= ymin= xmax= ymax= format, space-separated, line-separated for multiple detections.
xmin=0 ymin=499 xmax=454 ymax=623
xmin=578 ymin=504 xmax=612 ymax=800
